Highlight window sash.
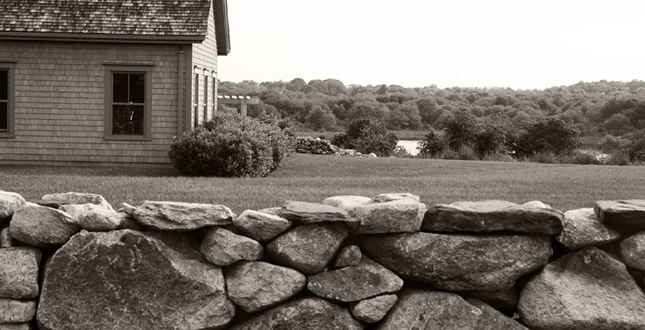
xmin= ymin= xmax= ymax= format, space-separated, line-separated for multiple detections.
xmin=111 ymin=72 xmax=146 ymax=136
xmin=0 ymin=65 xmax=14 ymax=138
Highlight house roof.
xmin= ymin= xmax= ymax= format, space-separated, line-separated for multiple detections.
xmin=0 ymin=0 xmax=230 ymax=51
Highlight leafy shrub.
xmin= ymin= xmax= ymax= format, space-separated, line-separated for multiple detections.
xmin=169 ymin=108 xmax=293 ymax=177
xmin=627 ymin=130 xmax=645 ymax=161
xmin=331 ymin=119 xmax=399 ymax=157
xmin=418 ymin=130 xmax=447 ymax=158
xmin=514 ymin=117 xmax=581 ymax=157
xmin=607 ymin=150 xmax=631 ymax=166
xmin=598 ymin=135 xmax=621 ymax=153
xmin=526 ymin=151 xmax=558 ymax=164
xmin=571 ymin=152 xmax=602 ymax=165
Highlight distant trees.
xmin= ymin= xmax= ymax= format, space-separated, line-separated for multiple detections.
xmin=514 ymin=117 xmax=581 ymax=157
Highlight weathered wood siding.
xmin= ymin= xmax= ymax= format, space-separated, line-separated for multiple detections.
xmin=0 ymin=41 xmax=180 ymax=165
xmin=191 ymin=5 xmax=218 ymax=127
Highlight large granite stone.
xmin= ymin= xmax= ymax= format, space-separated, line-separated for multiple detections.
xmin=0 ymin=191 xmax=26 ymax=220
xmin=555 ymin=208 xmax=620 ymax=250
xmin=0 ymin=227 xmax=13 ymax=248
xmin=232 ymin=210 xmax=292 ymax=243
xmin=10 ymin=204 xmax=79 ymax=247
xmin=620 ymin=231 xmax=645 ymax=270
xmin=265 ymin=223 xmax=349 ymax=274
xmin=422 ymin=200 xmax=564 ymax=235
xmin=41 ymin=192 xmax=114 ymax=211
xmin=0 ymin=298 xmax=37 ymax=323
xmin=322 ymin=195 xmax=370 ymax=212
xmin=37 ymin=230 xmax=235 ymax=330
xmin=277 ymin=201 xmax=354 ymax=224
xmin=229 ymin=296 xmax=363 ymax=330
xmin=200 ymin=227 xmax=263 ymax=266
xmin=225 ymin=261 xmax=306 ymax=313
xmin=0 ymin=323 xmax=32 ymax=330
xmin=349 ymin=294 xmax=398 ymax=323
xmin=363 ymin=232 xmax=551 ymax=291
xmin=595 ymin=200 xmax=645 ymax=233
xmin=352 ymin=199 xmax=426 ymax=234
xmin=0 ymin=247 xmax=41 ymax=299
xmin=132 ymin=201 xmax=234 ymax=231
xmin=376 ymin=289 xmax=528 ymax=330
xmin=307 ymin=257 xmax=403 ymax=302
xmin=59 ymin=204 xmax=124 ymax=231
xmin=462 ymin=286 xmax=519 ymax=310
xmin=369 ymin=193 xmax=420 ymax=203
xmin=519 ymin=247 xmax=645 ymax=330
xmin=333 ymin=245 xmax=362 ymax=268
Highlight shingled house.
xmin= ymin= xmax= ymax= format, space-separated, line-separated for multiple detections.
xmin=0 ymin=0 xmax=230 ymax=165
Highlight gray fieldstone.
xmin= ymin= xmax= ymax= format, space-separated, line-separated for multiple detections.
xmin=9 ymin=204 xmax=79 ymax=247
xmin=0 ymin=247 xmax=41 ymax=299
xmin=119 ymin=202 xmax=136 ymax=216
xmin=200 ymin=227 xmax=263 ymax=266
xmin=41 ymin=192 xmax=114 ymax=211
xmin=422 ymin=200 xmax=564 ymax=235
xmin=369 ymin=193 xmax=420 ymax=203
xmin=229 ymin=296 xmax=363 ymax=330
xmin=376 ymin=289 xmax=528 ymax=330
xmin=462 ymin=286 xmax=519 ymax=310
xmin=333 ymin=245 xmax=362 ymax=268
xmin=132 ymin=200 xmax=234 ymax=231
xmin=349 ymin=294 xmax=398 ymax=323
xmin=265 ymin=223 xmax=349 ymax=275
xmin=233 ymin=210 xmax=292 ymax=243
xmin=352 ymin=199 xmax=426 ymax=234
xmin=519 ymin=247 xmax=645 ymax=330
xmin=363 ymin=232 xmax=551 ymax=291
xmin=307 ymin=257 xmax=404 ymax=302
xmin=277 ymin=201 xmax=355 ymax=224
xmin=1 ymin=227 xmax=13 ymax=248
xmin=555 ymin=208 xmax=620 ymax=250
xmin=0 ymin=298 xmax=37 ymax=323
xmin=0 ymin=324 xmax=32 ymax=330
xmin=522 ymin=200 xmax=551 ymax=209
xmin=37 ymin=230 xmax=235 ymax=330
xmin=322 ymin=195 xmax=370 ymax=212
xmin=0 ymin=191 xmax=26 ymax=220
xmin=620 ymin=231 xmax=645 ymax=270
xmin=225 ymin=261 xmax=306 ymax=313
xmin=59 ymin=204 xmax=124 ymax=231
xmin=594 ymin=199 xmax=645 ymax=232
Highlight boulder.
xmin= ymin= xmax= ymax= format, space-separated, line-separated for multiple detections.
xmin=349 ymin=294 xmax=398 ymax=323
xmin=132 ymin=201 xmax=234 ymax=231
xmin=59 ymin=204 xmax=124 ymax=231
xmin=363 ymin=232 xmax=551 ymax=291
xmin=0 ymin=227 xmax=13 ymax=248
xmin=277 ymin=201 xmax=355 ymax=224
xmin=0 ymin=323 xmax=32 ymax=330
xmin=333 ymin=245 xmax=362 ymax=268
xmin=518 ymin=247 xmax=645 ymax=330
xmin=595 ymin=200 xmax=645 ymax=233
xmin=522 ymin=200 xmax=551 ymax=209
xmin=228 ymin=296 xmax=363 ymax=330
xmin=461 ymin=286 xmax=519 ymax=310
xmin=421 ymin=200 xmax=564 ymax=235
xmin=620 ymin=231 xmax=645 ymax=270
xmin=322 ymin=196 xmax=370 ymax=212
xmin=376 ymin=289 xmax=528 ymax=330
xmin=200 ymin=227 xmax=263 ymax=266
xmin=265 ymin=223 xmax=349 ymax=275
xmin=0 ymin=247 xmax=41 ymax=299
xmin=225 ymin=261 xmax=306 ymax=313
xmin=369 ymin=193 xmax=420 ymax=203
xmin=41 ymin=192 xmax=114 ymax=211
xmin=307 ymin=257 xmax=403 ymax=302
xmin=0 ymin=298 xmax=37 ymax=323
xmin=0 ymin=191 xmax=26 ymax=220
xmin=9 ymin=204 xmax=79 ymax=247
xmin=233 ymin=210 xmax=292 ymax=243
xmin=37 ymin=230 xmax=235 ymax=330
xmin=555 ymin=208 xmax=620 ymax=250
xmin=352 ymin=199 xmax=426 ymax=234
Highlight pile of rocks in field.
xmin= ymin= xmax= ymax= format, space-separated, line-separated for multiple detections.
xmin=295 ymin=136 xmax=375 ymax=157
xmin=2 ymin=190 xmax=645 ymax=330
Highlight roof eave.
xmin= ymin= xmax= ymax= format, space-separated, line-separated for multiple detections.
xmin=0 ymin=32 xmax=206 ymax=44
xmin=214 ymin=0 xmax=231 ymax=56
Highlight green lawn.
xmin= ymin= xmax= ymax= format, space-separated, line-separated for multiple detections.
xmin=1 ymin=153 xmax=643 ymax=214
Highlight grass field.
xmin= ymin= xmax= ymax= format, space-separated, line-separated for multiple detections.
xmin=1 ymin=153 xmax=643 ymax=214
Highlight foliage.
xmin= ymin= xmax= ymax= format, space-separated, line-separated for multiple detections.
xmin=331 ymin=118 xmax=399 ymax=157
xmin=441 ymin=109 xmax=513 ymax=159
xmin=514 ymin=117 xmax=581 ymax=157
xmin=607 ymin=150 xmax=631 ymax=166
xmin=627 ymin=130 xmax=645 ymax=161
xmin=418 ymin=130 xmax=447 ymax=157
xmin=168 ymin=108 xmax=293 ymax=177
xmin=598 ymin=135 xmax=622 ymax=153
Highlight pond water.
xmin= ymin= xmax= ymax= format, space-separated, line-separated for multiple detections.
xmin=397 ymin=140 xmax=422 ymax=156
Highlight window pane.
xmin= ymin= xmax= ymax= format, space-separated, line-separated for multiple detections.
xmin=113 ymin=73 xmax=128 ymax=103
xmin=0 ymin=70 xmax=7 ymax=101
xmin=0 ymin=102 xmax=7 ymax=130
xmin=129 ymin=73 xmax=145 ymax=104
xmin=112 ymin=105 xmax=144 ymax=135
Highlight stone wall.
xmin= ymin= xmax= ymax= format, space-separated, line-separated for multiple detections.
xmin=1 ymin=190 xmax=645 ymax=330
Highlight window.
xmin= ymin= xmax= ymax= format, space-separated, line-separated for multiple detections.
xmin=204 ymin=73 xmax=209 ymax=122
xmin=212 ymin=73 xmax=217 ymax=114
xmin=104 ymin=64 xmax=152 ymax=140
xmin=0 ymin=62 xmax=15 ymax=138
xmin=194 ymin=72 xmax=199 ymax=127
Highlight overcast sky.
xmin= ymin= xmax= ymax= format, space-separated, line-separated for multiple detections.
xmin=218 ymin=0 xmax=645 ymax=90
